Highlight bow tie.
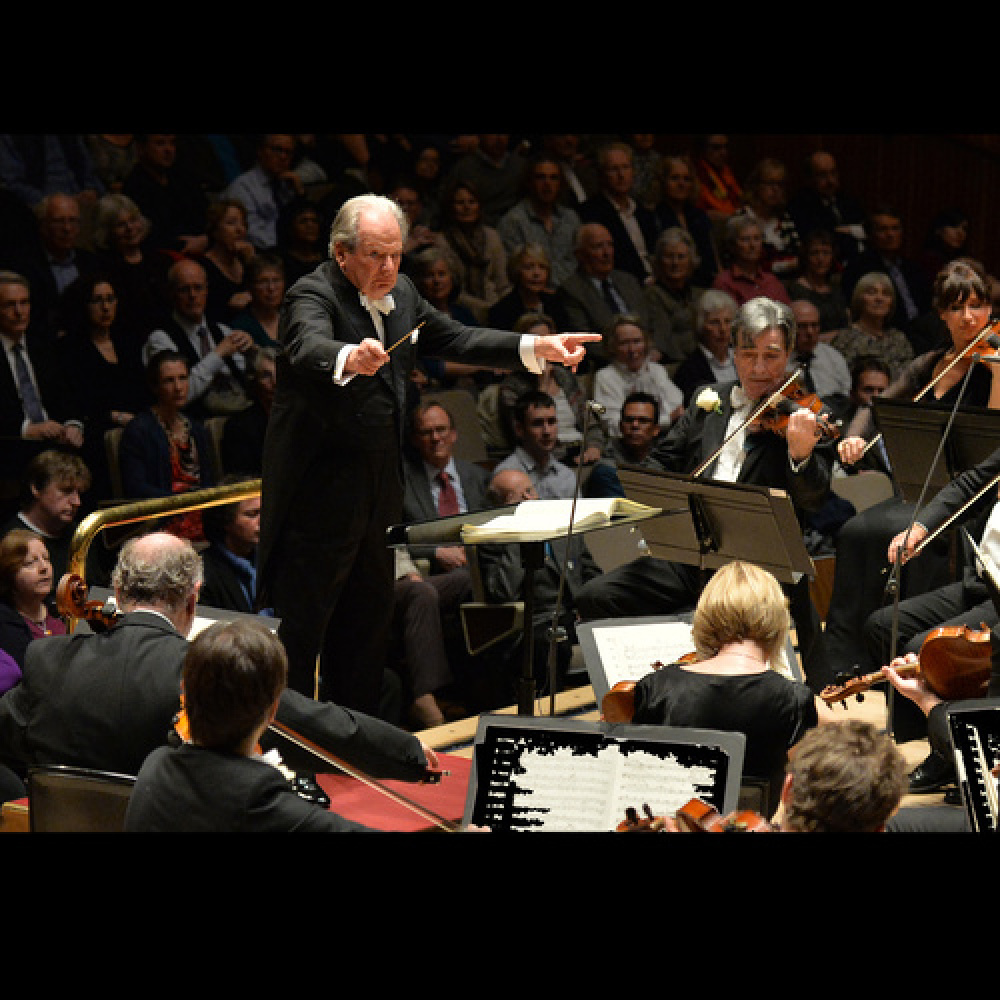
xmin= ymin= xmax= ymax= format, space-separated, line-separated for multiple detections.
xmin=360 ymin=292 xmax=395 ymax=316
xmin=730 ymin=385 xmax=751 ymax=410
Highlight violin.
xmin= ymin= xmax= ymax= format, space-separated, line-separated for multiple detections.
xmin=601 ymin=656 xmax=685 ymax=724
xmin=616 ymin=798 xmax=773 ymax=833
xmin=820 ymin=622 xmax=992 ymax=706
xmin=755 ymin=380 xmax=842 ymax=442
xmin=55 ymin=573 xmax=122 ymax=632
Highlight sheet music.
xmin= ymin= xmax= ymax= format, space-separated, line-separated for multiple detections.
xmin=949 ymin=707 xmax=1000 ymax=833
xmin=468 ymin=722 xmax=738 ymax=832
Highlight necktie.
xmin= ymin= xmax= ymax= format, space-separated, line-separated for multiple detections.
xmin=601 ymin=279 xmax=622 ymax=315
xmin=12 ymin=344 xmax=45 ymax=422
xmin=196 ymin=325 xmax=213 ymax=358
xmin=437 ymin=470 xmax=459 ymax=516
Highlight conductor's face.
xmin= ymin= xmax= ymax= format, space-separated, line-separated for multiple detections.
xmin=335 ymin=207 xmax=404 ymax=300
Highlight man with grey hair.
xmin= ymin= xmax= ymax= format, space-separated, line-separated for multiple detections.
xmin=574 ymin=296 xmax=837 ymax=692
xmin=0 ymin=532 xmax=442 ymax=788
xmin=257 ymin=192 xmax=601 ymax=713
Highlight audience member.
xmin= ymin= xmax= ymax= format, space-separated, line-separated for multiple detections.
xmin=443 ymin=134 xmax=526 ymax=226
xmin=13 ymin=192 xmax=102 ymax=343
xmin=274 ymin=197 xmax=327 ymax=287
xmin=89 ymin=192 xmax=170 ymax=363
xmin=389 ymin=179 xmax=437 ymax=261
xmin=575 ymin=297 xmax=836 ymax=693
xmin=734 ymin=157 xmax=801 ymax=281
xmin=487 ymin=243 xmax=571 ymax=332
xmin=825 ymin=259 xmax=1000 ymax=693
xmin=408 ymin=246 xmax=506 ymax=393
xmin=917 ymin=206 xmax=971 ymax=287
xmin=490 ymin=313 xmax=606 ymax=467
xmin=391 ymin=546 xmax=467 ymax=730
xmin=0 ymin=449 xmax=93 ymax=582
xmin=84 ymin=134 xmax=137 ymax=194
xmin=119 ymin=350 xmax=219 ymax=541
xmin=121 ymin=134 xmax=209 ymax=258
xmin=229 ymin=254 xmax=285 ymax=349
xmin=578 ymin=140 xmax=659 ymax=285
xmin=692 ymin=134 xmax=743 ymax=223
xmin=593 ymin=314 xmax=684 ymax=436
xmin=784 ymin=227 xmax=850 ymax=334
xmin=841 ymin=204 xmax=933 ymax=347
xmin=786 ymin=150 xmax=868 ymax=267
xmin=493 ymin=389 xmax=579 ymax=499
xmin=142 ymin=258 xmax=254 ymax=418
xmin=625 ymin=134 xmax=664 ymax=209
xmin=433 ymin=177 xmax=510 ymax=322
xmin=788 ymin=299 xmax=851 ymax=414
xmin=642 ymin=227 xmax=708 ymax=364
xmin=712 ymin=214 xmax=792 ymax=306
xmin=0 ymin=529 xmax=66 ymax=670
xmin=671 ymin=289 xmax=739 ymax=405
xmin=200 ymin=196 xmax=256 ymax=322
xmin=198 ymin=487 xmax=262 ymax=614
xmin=402 ymin=399 xmax=490 ymax=578
xmin=55 ymin=272 xmax=153 ymax=503
xmin=125 ymin=618 xmax=379 ymax=833
xmin=219 ymin=346 xmax=275 ymax=477
xmin=222 ymin=134 xmax=303 ymax=251
xmin=497 ymin=153 xmax=581 ymax=287
xmin=628 ymin=560 xmax=833 ymax=817
xmin=584 ymin=390 xmax=664 ymax=497
xmin=0 ymin=531 xmax=441 ymax=795
xmin=653 ymin=153 xmax=719 ymax=287
xmin=558 ymin=222 xmax=652 ymax=369
xmin=538 ymin=134 xmax=600 ymax=211
xmin=777 ymin=719 xmax=908 ymax=833
xmin=476 ymin=467 xmax=605 ymax=697
xmin=831 ymin=271 xmax=915 ymax=379
xmin=0 ymin=134 xmax=103 ymax=211
xmin=0 ymin=270 xmax=84 ymax=451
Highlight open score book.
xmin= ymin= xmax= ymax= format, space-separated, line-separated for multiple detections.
xmin=459 ymin=496 xmax=660 ymax=544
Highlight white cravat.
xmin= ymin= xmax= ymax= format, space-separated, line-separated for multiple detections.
xmin=714 ymin=384 xmax=753 ymax=482
xmin=359 ymin=291 xmax=394 ymax=342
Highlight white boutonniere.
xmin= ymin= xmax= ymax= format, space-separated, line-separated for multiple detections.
xmin=695 ymin=387 xmax=723 ymax=414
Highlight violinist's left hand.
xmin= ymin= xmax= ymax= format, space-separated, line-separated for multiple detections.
xmin=784 ymin=407 xmax=821 ymax=463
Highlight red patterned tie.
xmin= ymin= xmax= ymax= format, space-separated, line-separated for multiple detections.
xmin=437 ymin=470 xmax=459 ymax=516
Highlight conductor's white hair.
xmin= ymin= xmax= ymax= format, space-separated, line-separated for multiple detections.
xmin=328 ymin=194 xmax=409 ymax=256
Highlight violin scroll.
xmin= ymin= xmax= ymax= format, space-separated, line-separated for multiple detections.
xmin=55 ymin=572 xmax=121 ymax=632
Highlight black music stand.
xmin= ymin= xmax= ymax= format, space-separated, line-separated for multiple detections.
xmin=388 ymin=503 xmax=669 ymax=716
xmin=874 ymin=398 xmax=1000 ymax=504
xmin=615 ymin=465 xmax=815 ymax=585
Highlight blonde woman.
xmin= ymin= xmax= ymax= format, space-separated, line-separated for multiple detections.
xmin=629 ymin=560 xmax=834 ymax=817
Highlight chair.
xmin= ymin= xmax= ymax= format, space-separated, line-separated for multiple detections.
xmin=831 ymin=471 xmax=894 ymax=514
xmin=27 ymin=765 xmax=136 ymax=833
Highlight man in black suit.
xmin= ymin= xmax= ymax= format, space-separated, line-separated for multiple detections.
xmin=0 ymin=271 xmax=84 ymax=489
xmin=578 ymin=141 xmax=660 ymax=286
xmin=0 ymin=531 xmax=442 ymax=789
xmin=574 ymin=296 xmax=836 ymax=692
xmin=256 ymin=193 xmax=600 ymax=713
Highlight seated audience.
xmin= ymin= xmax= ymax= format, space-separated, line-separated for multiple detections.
xmin=219 ymin=346 xmax=275 ymax=477
xmin=0 ymin=529 xmax=66 ymax=670
xmin=671 ymin=289 xmax=739 ymax=405
xmin=487 ymin=242 xmax=570 ymax=332
xmin=198 ymin=485 xmax=263 ymax=615
xmin=831 ymin=270 xmax=914 ymax=380
xmin=642 ymin=227 xmax=708 ymax=364
xmin=585 ymin=391 xmax=663 ymax=497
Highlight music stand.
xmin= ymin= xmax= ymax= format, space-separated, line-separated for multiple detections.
xmin=388 ymin=503 xmax=668 ymax=716
xmin=615 ymin=465 xmax=815 ymax=584
xmin=874 ymin=398 xmax=1000 ymax=504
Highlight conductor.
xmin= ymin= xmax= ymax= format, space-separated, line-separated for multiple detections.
xmin=257 ymin=194 xmax=600 ymax=713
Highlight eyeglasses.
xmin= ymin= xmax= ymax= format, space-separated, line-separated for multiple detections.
xmin=90 ymin=294 xmax=117 ymax=305
xmin=621 ymin=415 xmax=655 ymax=424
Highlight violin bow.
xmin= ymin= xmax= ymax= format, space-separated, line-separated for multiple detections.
xmin=267 ymin=719 xmax=460 ymax=833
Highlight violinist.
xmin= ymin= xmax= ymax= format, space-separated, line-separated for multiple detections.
xmin=0 ymin=532 xmax=442 ymax=798
xmin=823 ymin=259 xmax=1000 ymax=708
xmin=575 ymin=295 xmax=837 ymax=693
xmin=862 ymin=443 xmax=1000 ymax=796
xmin=125 ymin=619 xmax=376 ymax=832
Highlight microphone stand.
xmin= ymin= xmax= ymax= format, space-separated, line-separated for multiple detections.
xmin=541 ymin=399 xmax=603 ymax=716
xmin=882 ymin=360 xmax=975 ymax=734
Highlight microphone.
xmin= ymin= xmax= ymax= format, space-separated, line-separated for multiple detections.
xmin=586 ymin=399 xmax=606 ymax=415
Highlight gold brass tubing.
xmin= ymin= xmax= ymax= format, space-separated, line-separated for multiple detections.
xmin=65 ymin=478 xmax=262 ymax=631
